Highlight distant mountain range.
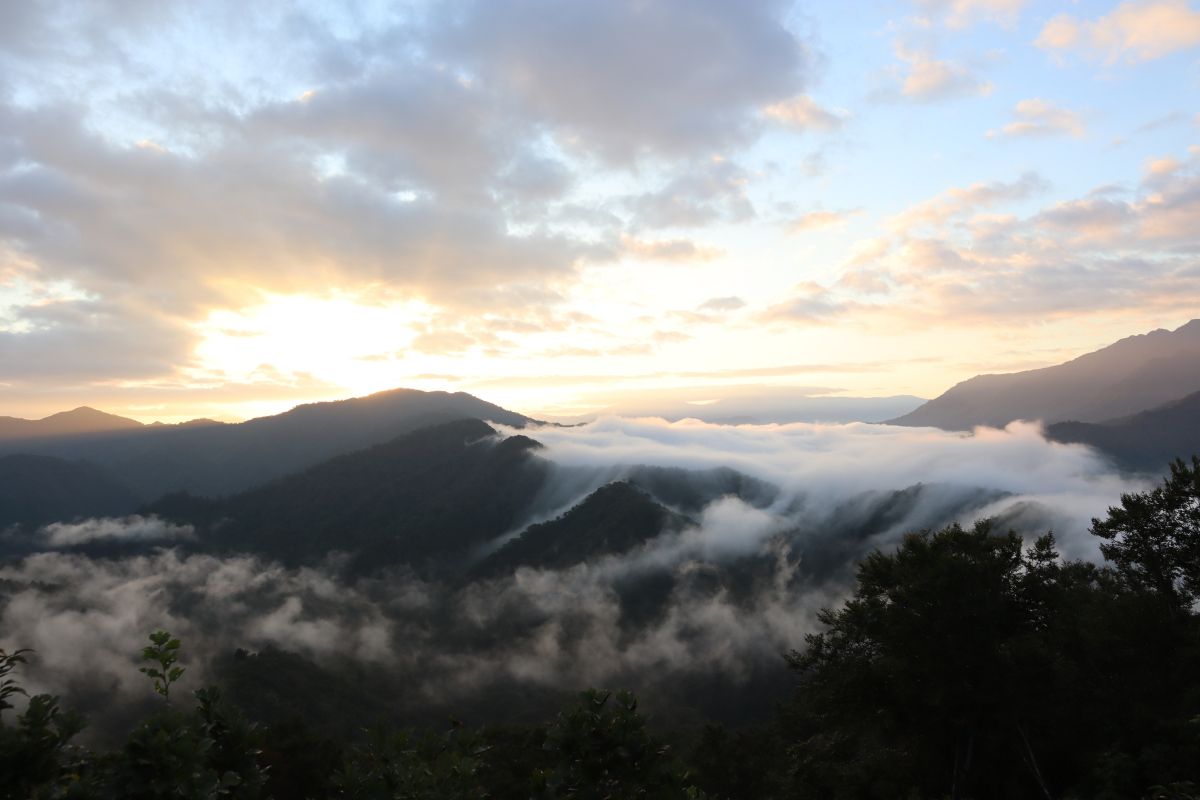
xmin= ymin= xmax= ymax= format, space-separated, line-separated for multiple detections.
xmin=0 ymin=406 xmax=145 ymax=439
xmin=891 ymin=319 xmax=1200 ymax=471
xmin=3 ymin=318 xmax=1199 ymax=541
xmin=0 ymin=389 xmax=531 ymax=501
xmin=892 ymin=319 xmax=1200 ymax=430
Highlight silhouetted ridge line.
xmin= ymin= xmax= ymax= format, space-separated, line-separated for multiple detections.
xmin=1047 ymin=389 xmax=1200 ymax=472
xmin=0 ymin=388 xmax=533 ymax=500
xmin=891 ymin=319 xmax=1200 ymax=430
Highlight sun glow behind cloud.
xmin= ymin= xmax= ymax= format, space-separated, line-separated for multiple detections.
xmin=0 ymin=0 xmax=1197 ymax=422
xmin=194 ymin=294 xmax=436 ymax=394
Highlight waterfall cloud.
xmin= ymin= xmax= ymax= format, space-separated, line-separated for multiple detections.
xmin=511 ymin=416 xmax=1140 ymax=560
xmin=0 ymin=417 xmax=1145 ymax=728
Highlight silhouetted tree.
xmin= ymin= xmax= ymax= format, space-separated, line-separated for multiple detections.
xmin=1092 ymin=456 xmax=1200 ymax=612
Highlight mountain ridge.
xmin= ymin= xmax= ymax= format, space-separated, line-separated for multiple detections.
xmin=890 ymin=319 xmax=1200 ymax=430
xmin=0 ymin=388 xmax=533 ymax=500
xmin=1047 ymin=389 xmax=1200 ymax=472
xmin=0 ymin=407 xmax=145 ymax=440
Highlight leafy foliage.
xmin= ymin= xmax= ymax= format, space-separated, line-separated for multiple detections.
xmin=333 ymin=723 xmax=491 ymax=800
xmin=0 ymin=648 xmax=30 ymax=713
xmin=139 ymin=630 xmax=185 ymax=702
xmin=0 ymin=649 xmax=87 ymax=800
xmin=532 ymin=689 xmax=704 ymax=799
xmin=779 ymin=465 xmax=1200 ymax=799
xmin=1092 ymin=456 xmax=1200 ymax=610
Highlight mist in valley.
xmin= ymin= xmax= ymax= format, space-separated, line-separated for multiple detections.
xmin=0 ymin=416 xmax=1142 ymax=738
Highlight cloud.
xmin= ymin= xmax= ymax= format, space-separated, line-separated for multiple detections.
xmin=914 ymin=0 xmax=1028 ymax=28
xmin=0 ymin=297 xmax=196 ymax=381
xmin=760 ymin=282 xmax=852 ymax=324
xmin=0 ymin=416 xmax=1143 ymax=722
xmin=433 ymin=0 xmax=809 ymax=163
xmin=1037 ymin=1 xmax=1200 ymax=63
xmin=14 ymin=100 xmax=593 ymax=298
xmin=0 ymin=551 xmax=398 ymax=708
xmin=40 ymin=516 xmax=194 ymax=548
xmin=1135 ymin=110 xmax=1191 ymax=132
xmin=987 ymin=98 xmax=1086 ymax=139
xmin=0 ymin=0 xmax=813 ymax=397
xmin=888 ymin=44 xmax=994 ymax=102
xmin=510 ymin=416 xmax=1135 ymax=560
xmin=831 ymin=150 xmax=1200 ymax=326
xmin=410 ymin=329 xmax=478 ymax=357
xmin=696 ymin=296 xmax=746 ymax=313
xmin=762 ymin=95 xmax=847 ymax=132
xmin=620 ymin=236 xmax=725 ymax=263
xmin=788 ymin=208 xmax=863 ymax=233
xmin=624 ymin=159 xmax=755 ymax=229
xmin=888 ymin=171 xmax=1048 ymax=232
xmin=1034 ymin=198 xmax=1135 ymax=243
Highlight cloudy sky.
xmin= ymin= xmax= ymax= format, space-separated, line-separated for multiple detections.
xmin=0 ymin=0 xmax=1197 ymax=422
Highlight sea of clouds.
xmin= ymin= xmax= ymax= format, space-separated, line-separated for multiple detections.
xmin=0 ymin=417 xmax=1146 ymax=727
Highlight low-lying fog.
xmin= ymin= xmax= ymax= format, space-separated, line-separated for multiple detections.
xmin=0 ymin=417 xmax=1145 ymax=729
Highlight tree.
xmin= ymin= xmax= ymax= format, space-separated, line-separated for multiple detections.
xmin=532 ymin=689 xmax=704 ymax=799
xmin=0 ymin=648 xmax=88 ymax=800
xmin=781 ymin=522 xmax=1077 ymax=799
xmin=1091 ymin=456 xmax=1200 ymax=613
xmin=333 ymin=723 xmax=491 ymax=800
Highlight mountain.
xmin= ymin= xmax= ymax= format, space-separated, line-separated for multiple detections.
xmin=147 ymin=420 xmax=784 ymax=576
xmin=891 ymin=320 xmax=1200 ymax=430
xmin=1047 ymin=390 xmax=1200 ymax=472
xmin=0 ymin=389 xmax=533 ymax=500
xmin=477 ymin=481 xmax=689 ymax=576
xmin=0 ymin=454 xmax=141 ymax=529
xmin=0 ymin=407 xmax=144 ymax=440
xmin=151 ymin=418 xmax=550 ymax=572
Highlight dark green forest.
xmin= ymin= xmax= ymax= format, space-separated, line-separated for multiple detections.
xmin=4 ymin=457 xmax=1200 ymax=800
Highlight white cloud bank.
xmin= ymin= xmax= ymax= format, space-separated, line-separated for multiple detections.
xmin=0 ymin=417 xmax=1146 ymax=719
xmin=40 ymin=515 xmax=194 ymax=548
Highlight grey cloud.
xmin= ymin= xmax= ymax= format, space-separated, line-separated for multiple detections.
xmin=495 ymin=154 xmax=575 ymax=208
xmin=252 ymin=69 xmax=516 ymax=200
xmin=0 ymin=298 xmax=195 ymax=381
xmin=0 ymin=0 xmax=817 ymax=392
xmin=760 ymin=282 xmax=851 ymax=324
xmin=433 ymin=0 xmax=808 ymax=163
xmin=0 ymin=98 xmax=593 ymax=311
xmin=697 ymin=296 xmax=746 ymax=313
xmin=625 ymin=160 xmax=755 ymax=230
xmin=1034 ymin=197 xmax=1135 ymax=238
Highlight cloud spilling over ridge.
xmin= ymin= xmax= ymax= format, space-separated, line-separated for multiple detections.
xmin=0 ymin=418 xmax=1144 ymax=724
xmin=511 ymin=416 xmax=1135 ymax=557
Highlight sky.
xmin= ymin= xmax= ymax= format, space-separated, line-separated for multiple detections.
xmin=0 ymin=0 xmax=1197 ymax=423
